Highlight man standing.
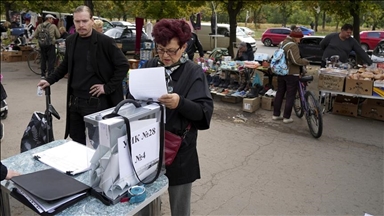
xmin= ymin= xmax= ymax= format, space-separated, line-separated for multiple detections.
xmin=32 ymin=14 xmax=60 ymax=78
xmin=37 ymin=6 xmax=129 ymax=145
xmin=320 ymin=23 xmax=372 ymax=68
xmin=186 ymin=32 xmax=204 ymax=60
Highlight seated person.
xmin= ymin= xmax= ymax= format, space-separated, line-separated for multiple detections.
xmin=59 ymin=27 xmax=69 ymax=39
xmin=372 ymin=40 xmax=384 ymax=57
xmin=234 ymin=42 xmax=254 ymax=61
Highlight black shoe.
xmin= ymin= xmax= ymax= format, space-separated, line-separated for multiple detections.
xmin=246 ymin=86 xmax=259 ymax=98
xmin=237 ymin=82 xmax=246 ymax=92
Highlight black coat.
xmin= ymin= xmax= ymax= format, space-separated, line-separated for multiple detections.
xmin=186 ymin=33 xmax=204 ymax=60
xmin=1 ymin=162 xmax=7 ymax=181
xmin=142 ymin=58 xmax=214 ymax=186
xmin=45 ymin=30 xmax=129 ymax=138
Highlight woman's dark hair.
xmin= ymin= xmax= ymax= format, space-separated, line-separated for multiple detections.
xmin=152 ymin=19 xmax=191 ymax=47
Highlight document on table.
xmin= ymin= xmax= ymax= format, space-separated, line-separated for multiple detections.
xmin=14 ymin=185 xmax=86 ymax=214
xmin=32 ymin=140 xmax=96 ymax=175
xmin=129 ymin=67 xmax=168 ymax=101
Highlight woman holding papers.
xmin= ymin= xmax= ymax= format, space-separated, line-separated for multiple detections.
xmin=134 ymin=19 xmax=213 ymax=216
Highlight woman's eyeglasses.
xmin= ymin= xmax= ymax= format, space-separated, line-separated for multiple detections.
xmin=156 ymin=47 xmax=180 ymax=56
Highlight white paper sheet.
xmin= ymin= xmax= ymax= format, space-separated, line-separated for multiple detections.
xmin=32 ymin=141 xmax=95 ymax=175
xmin=129 ymin=67 xmax=168 ymax=101
xmin=118 ymin=118 xmax=159 ymax=186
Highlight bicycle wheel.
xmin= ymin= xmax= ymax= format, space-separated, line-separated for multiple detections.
xmin=27 ymin=51 xmax=41 ymax=75
xmin=305 ymin=91 xmax=323 ymax=138
xmin=294 ymin=91 xmax=304 ymax=118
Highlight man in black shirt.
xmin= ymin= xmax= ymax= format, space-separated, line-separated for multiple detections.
xmin=37 ymin=5 xmax=129 ymax=145
xmin=320 ymin=23 xmax=372 ymax=68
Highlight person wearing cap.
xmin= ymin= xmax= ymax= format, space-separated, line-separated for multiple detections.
xmin=32 ymin=14 xmax=60 ymax=78
xmin=234 ymin=42 xmax=254 ymax=61
xmin=272 ymin=27 xmax=309 ymax=124
xmin=320 ymin=23 xmax=372 ymax=68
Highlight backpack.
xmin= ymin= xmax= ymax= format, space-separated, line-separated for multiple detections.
xmin=38 ymin=23 xmax=52 ymax=47
xmin=270 ymin=42 xmax=294 ymax=76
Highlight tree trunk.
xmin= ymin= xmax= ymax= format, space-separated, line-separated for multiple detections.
xmin=227 ymin=0 xmax=243 ymax=58
xmin=335 ymin=21 xmax=339 ymax=32
xmin=5 ymin=2 xmax=12 ymax=22
xmin=322 ymin=11 xmax=326 ymax=30
xmin=314 ymin=13 xmax=319 ymax=32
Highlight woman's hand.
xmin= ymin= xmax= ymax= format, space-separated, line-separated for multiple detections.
xmin=158 ymin=93 xmax=180 ymax=109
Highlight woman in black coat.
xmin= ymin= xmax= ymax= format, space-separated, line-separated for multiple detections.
xmin=139 ymin=19 xmax=213 ymax=216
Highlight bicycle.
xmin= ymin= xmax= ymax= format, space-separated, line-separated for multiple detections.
xmin=28 ymin=40 xmax=65 ymax=76
xmin=293 ymin=66 xmax=323 ymax=138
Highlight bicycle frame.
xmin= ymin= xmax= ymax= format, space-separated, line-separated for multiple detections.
xmin=298 ymin=79 xmax=309 ymax=115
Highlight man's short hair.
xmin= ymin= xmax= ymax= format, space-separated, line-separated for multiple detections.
xmin=73 ymin=5 xmax=93 ymax=18
xmin=341 ymin=24 xmax=353 ymax=31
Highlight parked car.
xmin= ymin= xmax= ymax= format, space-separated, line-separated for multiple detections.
xmin=298 ymin=36 xmax=356 ymax=65
xmin=359 ymin=31 xmax=384 ymax=51
xmin=239 ymin=26 xmax=255 ymax=37
xmin=261 ymin=27 xmax=291 ymax=46
xmin=195 ymin=23 xmax=257 ymax=52
xmin=111 ymin=21 xmax=135 ymax=28
xmin=104 ymin=26 xmax=151 ymax=54
xmin=298 ymin=26 xmax=315 ymax=36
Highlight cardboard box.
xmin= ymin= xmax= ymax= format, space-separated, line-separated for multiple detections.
xmin=5 ymin=50 xmax=22 ymax=56
xmin=4 ymin=55 xmax=22 ymax=62
xmin=360 ymin=100 xmax=384 ymax=121
xmin=0 ymin=52 xmax=4 ymax=61
xmin=318 ymin=74 xmax=345 ymax=92
xmin=372 ymin=81 xmax=384 ymax=98
xmin=262 ymin=76 xmax=278 ymax=89
xmin=344 ymin=78 xmax=373 ymax=96
xmin=221 ymin=96 xmax=243 ymax=104
xmin=243 ymin=97 xmax=261 ymax=113
xmin=261 ymin=96 xmax=274 ymax=111
xmin=332 ymin=95 xmax=358 ymax=117
xmin=19 ymin=46 xmax=33 ymax=51
xmin=365 ymin=98 xmax=384 ymax=107
xmin=21 ymin=50 xmax=33 ymax=61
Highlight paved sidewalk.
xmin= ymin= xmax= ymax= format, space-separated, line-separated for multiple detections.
xmin=1 ymin=61 xmax=383 ymax=216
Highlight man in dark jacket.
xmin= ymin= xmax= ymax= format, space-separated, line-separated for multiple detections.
xmin=186 ymin=32 xmax=204 ymax=60
xmin=37 ymin=5 xmax=129 ymax=145
xmin=235 ymin=42 xmax=254 ymax=61
xmin=320 ymin=23 xmax=372 ymax=68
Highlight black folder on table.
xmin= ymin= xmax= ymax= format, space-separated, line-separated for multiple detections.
xmin=10 ymin=168 xmax=90 ymax=215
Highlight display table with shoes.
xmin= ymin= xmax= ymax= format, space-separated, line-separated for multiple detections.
xmin=1 ymin=140 xmax=168 ymax=216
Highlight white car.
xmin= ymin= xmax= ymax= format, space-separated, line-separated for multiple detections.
xmin=111 ymin=21 xmax=135 ymax=28
xmin=239 ymin=27 xmax=255 ymax=37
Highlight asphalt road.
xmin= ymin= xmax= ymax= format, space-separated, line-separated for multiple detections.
xmin=1 ymin=58 xmax=383 ymax=215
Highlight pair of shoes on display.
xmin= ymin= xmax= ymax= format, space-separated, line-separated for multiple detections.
xmin=283 ymin=118 xmax=294 ymax=123
xmin=265 ymin=89 xmax=277 ymax=97
xmin=246 ymin=86 xmax=260 ymax=98
xmin=272 ymin=115 xmax=283 ymax=120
